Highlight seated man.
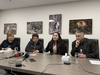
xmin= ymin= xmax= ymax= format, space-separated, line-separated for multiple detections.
xmin=71 ymin=30 xmax=98 ymax=58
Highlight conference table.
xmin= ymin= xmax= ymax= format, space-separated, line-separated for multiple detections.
xmin=0 ymin=52 xmax=100 ymax=75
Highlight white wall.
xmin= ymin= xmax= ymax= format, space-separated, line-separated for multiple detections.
xmin=0 ymin=0 xmax=100 ymax=55
xmin=0 ymin=11 xmax=1 ymax=29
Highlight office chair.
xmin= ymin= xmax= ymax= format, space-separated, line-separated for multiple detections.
xmin=90 ymin=39 xmax=99 ymax=59
xmin=39 ymin=39 xmax=44 ymax=53
xmin=39 ymin=39 xmax=44 ymax=46
xmin=62 ymin=39 xmax=69 ymax=55
xmin=14 ymin=38 xmax=20 ymax=51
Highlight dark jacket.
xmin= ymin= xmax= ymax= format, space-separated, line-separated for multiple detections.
xmin=0 ymin=39 xmax=20 ymax=51
xmin=45 ymin=41 xmax=67 ymax=55
xmin=71 ymin=38 xmax=98 ymax=58
xmin=25 ymin=39 xmax=43 ymax=53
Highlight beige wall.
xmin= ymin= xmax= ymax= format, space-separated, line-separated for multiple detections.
xmin=0 ymin=0 xmax=100 ymax=56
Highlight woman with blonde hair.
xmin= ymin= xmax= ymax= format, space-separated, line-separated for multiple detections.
xmin=0 ymin=32 xmax=20 ymax=51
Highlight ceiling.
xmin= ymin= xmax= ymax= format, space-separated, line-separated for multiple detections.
xmin=0 ymin=0 xmax=91 ymax=10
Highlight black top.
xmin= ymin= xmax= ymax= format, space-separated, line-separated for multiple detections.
xmin=0 ymin=39 xmax=20 ymax=51
xmin=25 ymin=39 xmax=43 ymax=53
xmin=71 ymin=38 xmax=98 ymax=58
xmin=77 ymin=40 xmax=85 ymax=54
xmin=45 ymin=41 xmax=67 ymax=55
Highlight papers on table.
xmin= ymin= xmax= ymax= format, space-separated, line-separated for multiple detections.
xmin=89 ymin=60 xmax=100 ymax=65
xmin=0 ymin=50 xmax=5 ymax=52
xmin=0 ymin=48 xmax=13 ymax=53
xmin=0 ymin=48 xmax=14 ymax=57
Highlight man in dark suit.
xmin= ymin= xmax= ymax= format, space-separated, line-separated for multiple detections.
xmin=71 ymin=30 xmax=98 ymax=58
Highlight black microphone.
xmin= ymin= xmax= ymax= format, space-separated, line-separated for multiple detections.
xmin=5 ymin=52 xmax=24 ymax=59
xmin=23 ymin=53 xmax=29 ymax=61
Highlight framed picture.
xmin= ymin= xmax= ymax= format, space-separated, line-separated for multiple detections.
xmin=69 ymin=19 xmax=92 ymax=34
xmin=27 ymin=21 xmax=43 ymax=34
xmin=4 ymin=23 xmax=17 ymax=34
xmin=49 ymin=14 xmax=62 ymax=34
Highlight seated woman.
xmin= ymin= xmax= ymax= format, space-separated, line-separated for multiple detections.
xmin=46 ymin=32 xmax=67 ymax=55
xmin=25 ymin=34 xmax=43 ymax=53
xmin=0 ymin=32 xmax=20 ymax=51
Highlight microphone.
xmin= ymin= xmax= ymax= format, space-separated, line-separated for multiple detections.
xmin=15 ymin=53 xmax=29 ymax=67
xmin=5 ymin=52 xmax=24 ymax=59
xmin=23 ymin=53 xmax=29 ymax=61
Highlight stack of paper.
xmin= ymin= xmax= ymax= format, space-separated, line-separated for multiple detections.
xmin=89 ymin=60 xmax=100 ymax=65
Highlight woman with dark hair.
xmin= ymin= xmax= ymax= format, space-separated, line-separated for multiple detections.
xmin=25 ymin=34 xmax=43 ymax=53
xmin=45 ymin=32 xmax=67 ymax=55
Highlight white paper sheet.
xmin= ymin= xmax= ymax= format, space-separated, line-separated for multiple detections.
xmin=89 ymin=60 xmax=100 ymax=65
xmin=0 ymin=48 xmax=13 ymax=53
xmin=0 ymin=50 xmax=5 ymax=52
xmin=0 ymin=48 xmax=14 ymax=57
xmin=4 ymin=48 xmax=13 ymax=52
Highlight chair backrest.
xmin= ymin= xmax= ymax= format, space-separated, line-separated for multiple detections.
xmin=39 ymin=39 xmax=44 ymax=48
xmin=62 ymin=39 xmax=69 ymax=54
xmin=14 ymin=38 xmax=20 ymax=51
xmin=90 ymin=39 xmax=99 ymax=59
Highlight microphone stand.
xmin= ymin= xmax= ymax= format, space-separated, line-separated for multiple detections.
xmin=20 ymin=56 xmax=28 ymax=62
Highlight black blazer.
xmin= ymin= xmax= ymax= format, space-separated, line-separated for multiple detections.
xmin=71 ymin=38 xmax=98 ymax=58
xmin=46 ymin=41 xmax=67 ymax=55
xmin=0 ymin=39 xmax=20 ymax=51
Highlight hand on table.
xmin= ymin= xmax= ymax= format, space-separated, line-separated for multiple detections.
xmin=33 ymin=50 xmax=39 ymax=54
xmin=2 ymin=47 xmax=9 ymax=50
xmin=79 ymin=54 xmax=86 ymax=58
